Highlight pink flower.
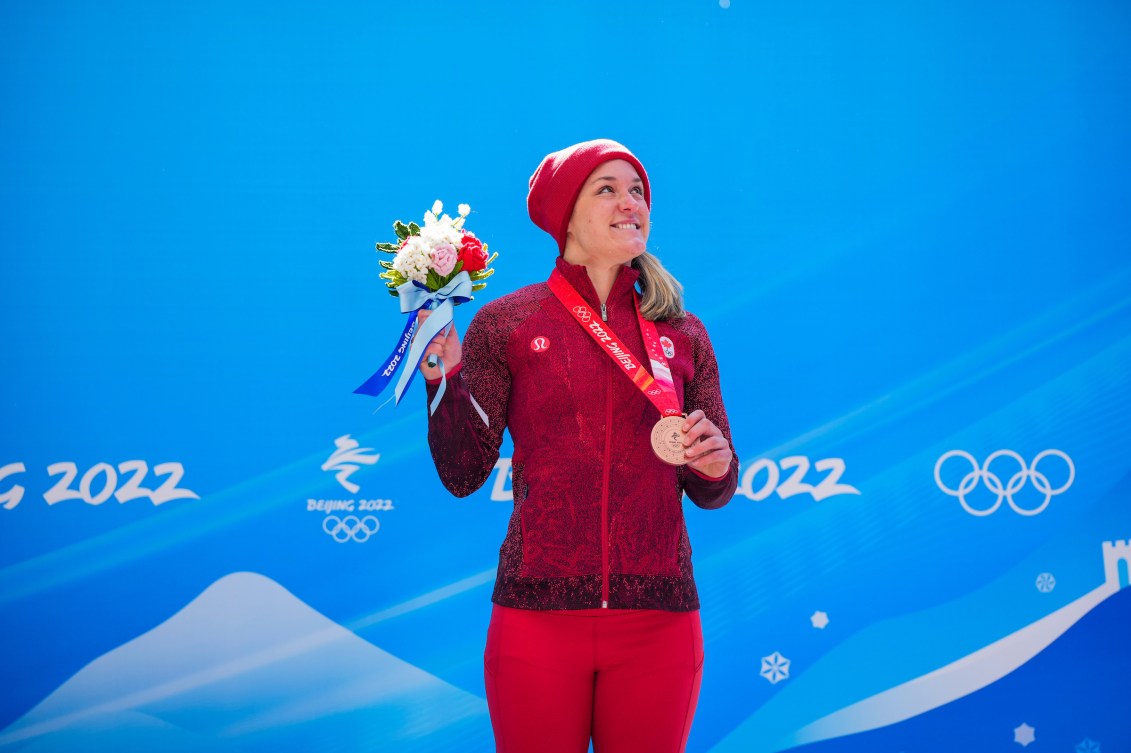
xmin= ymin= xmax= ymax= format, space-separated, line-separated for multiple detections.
xmin=430 ymin=243 xmax=458 ymax=276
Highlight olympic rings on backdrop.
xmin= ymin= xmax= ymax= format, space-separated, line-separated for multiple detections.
xmin=572 ymin=305 xmax=592 ymax=323
xmin=934 ymin=450 xmax=1074 ymax=517
xmin=322 ymin=515 xmax=380 ymax=543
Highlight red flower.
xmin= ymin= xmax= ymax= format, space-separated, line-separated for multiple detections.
xmin=458 ymin=232 xmax=489 ymax=272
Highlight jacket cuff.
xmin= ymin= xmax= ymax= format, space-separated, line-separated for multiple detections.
xmin=689 ymin=465 xmax=730 ymax=482
xmin=424 ymin=361 xmax=464 ymax=386
xmin=684 ymin=460 xmax=738 ymax=510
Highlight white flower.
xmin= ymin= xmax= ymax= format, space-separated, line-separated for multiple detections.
xmin=419 ymin=212 xmax=462 ymax=249
xmin=392 ymin=236 xmax=432 ymax=284
xmin=458 ymin=203 xmax=471 ymax=217
xmin=431 ymin=199 xmax=443 ymax=216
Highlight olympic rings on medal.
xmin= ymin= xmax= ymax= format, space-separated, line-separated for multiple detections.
xmin=322 ymin=514 xmax=380 ymax=543
xmin=572 ymin=305 xmax=592 ymax=323
xmin=934 ymin=450 xmax=1074 ymax=517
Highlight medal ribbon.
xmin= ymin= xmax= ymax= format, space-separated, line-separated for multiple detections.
xmin=547 ymin=269 xmax=681 ymax=418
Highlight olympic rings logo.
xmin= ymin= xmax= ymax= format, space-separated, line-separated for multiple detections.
xmin=322 ymin=514 xmax=380 ymax=542
xmin=934 ymin=450 xmax=1074 ymax=517
xmin=573 ymin=305 xmax=592 ymax=323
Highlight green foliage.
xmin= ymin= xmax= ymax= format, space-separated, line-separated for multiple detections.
xmin=380 ymin=267 xmax=409 ymax=293
xmin=373 ymin=206 xmax=500 ymax=301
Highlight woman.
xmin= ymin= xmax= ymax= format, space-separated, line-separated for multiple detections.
xmin=418 ymin=139 xmax=738 ymax=753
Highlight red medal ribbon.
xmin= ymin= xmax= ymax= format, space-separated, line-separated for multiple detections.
xmin=547 ymin=269 xmax=682 ymax=418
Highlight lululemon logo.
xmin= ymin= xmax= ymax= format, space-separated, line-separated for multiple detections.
xmin=530 ymin=336 xmax=550 ymax=352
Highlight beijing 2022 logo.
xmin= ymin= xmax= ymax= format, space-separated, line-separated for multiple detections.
xmin=934 ymin=449 xmax=1074 ymax=516
xmin=307 ymin=435 xmax=393 ymax=542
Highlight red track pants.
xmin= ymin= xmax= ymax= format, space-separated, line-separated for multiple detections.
xmin=483 ymin=605 xmax=704 ymax=753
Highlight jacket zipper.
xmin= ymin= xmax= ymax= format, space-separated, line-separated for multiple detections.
xmin=601 ymin=302 xmax=607 ymax=322
xmin=601 ymin=354 xmax=613 ymax=608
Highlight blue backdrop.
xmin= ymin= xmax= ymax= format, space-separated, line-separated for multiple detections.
xmin=2 ymin=1 xmax=1129 ymax=751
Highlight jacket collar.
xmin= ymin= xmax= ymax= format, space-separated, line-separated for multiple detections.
xmin=553 ymin=256 xmax=641 ymax=310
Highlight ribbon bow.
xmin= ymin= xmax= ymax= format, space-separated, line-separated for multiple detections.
xmin=354 ymin=271 xmax=473 ymax=414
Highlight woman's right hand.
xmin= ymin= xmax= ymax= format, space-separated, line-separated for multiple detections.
xmin=416 ymin=310 xmax=463 ymax=380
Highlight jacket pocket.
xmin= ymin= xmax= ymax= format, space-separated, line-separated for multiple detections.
xmin=518 ymin=488 xmax=601 ymax=578
xmin=609 ymin=494 xmax=682 ymax=578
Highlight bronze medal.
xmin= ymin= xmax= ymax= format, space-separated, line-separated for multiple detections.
xmin=650 ymin=415 xmax=688 ymax=466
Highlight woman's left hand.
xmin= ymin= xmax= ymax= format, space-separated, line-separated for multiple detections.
xmin=681 ymin=410 xmax=734 ymax=480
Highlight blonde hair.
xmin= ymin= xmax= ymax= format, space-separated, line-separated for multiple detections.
xmin=633 ymin=251 xmax=685 ymax=321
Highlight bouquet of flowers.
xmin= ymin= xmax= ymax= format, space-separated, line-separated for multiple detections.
xmin=375 ymin=200 xmax=496 ymax=296
xmin=355 ymin=200 xmax=498 ymax=412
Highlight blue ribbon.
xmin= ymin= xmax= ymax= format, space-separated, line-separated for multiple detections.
xmin=354 ymin=271 xmax=473 ymax=415
xmin=352 ymin=314 xmax=418 ymax=398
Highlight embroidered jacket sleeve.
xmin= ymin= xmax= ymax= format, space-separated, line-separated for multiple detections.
xmin=424 ymin=303 xmax=511 ymax=497
xmin=678 ymin=313 xmax=739 ymax=509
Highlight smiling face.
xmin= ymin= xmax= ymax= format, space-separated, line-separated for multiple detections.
xmin=563 ymin=159 xmax=650 ymax=268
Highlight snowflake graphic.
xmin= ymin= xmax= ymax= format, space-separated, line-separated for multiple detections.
xmin=760 ymin=651 xmax=790 ymax=684
xmin=1075 ymin=738 xmax=1101 ymax=753
xmin=810 ymin=611 xmax=829 ymax=629
xmin=1014 ymin=722 xmax=1036 ymax=747
xmin=1035 ymin=572 xmax=1056 ymax=593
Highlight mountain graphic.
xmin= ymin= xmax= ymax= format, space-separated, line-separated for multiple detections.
xmin=790 ymin=582 xmax=1120 ymax=746
xmin=781 ymin=585 xmax=1131 ymax=752
xmin=0 ymin=572 xmax=492 ymax=753
xmin=709 ymin=540 xmax=1131 ymax=753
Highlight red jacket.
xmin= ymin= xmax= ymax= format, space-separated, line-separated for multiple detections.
xmin=426 ymin=257 xmax=738 ymax=611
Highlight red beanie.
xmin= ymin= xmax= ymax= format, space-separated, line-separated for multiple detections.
xmin=527 ymin=139 xmax=651 ymax=253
